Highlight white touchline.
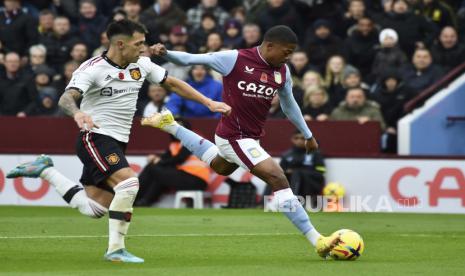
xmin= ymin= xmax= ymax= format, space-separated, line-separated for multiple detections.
xmin=0 ymin=232 xmax=298 ymax=239
xmin=0 ymin=233 xmax=459 ymax=240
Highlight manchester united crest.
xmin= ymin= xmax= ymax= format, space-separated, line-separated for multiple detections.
xmin=106 ymin=153 xmax=120 ymax=165
xmin=129 ymin=68 xmax=141 ymax=80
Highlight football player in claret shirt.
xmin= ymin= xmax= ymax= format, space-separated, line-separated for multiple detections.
xmin=7 ymin=19 xmax=230 ymax=263
xmin=142 ymin=25 xmax=340 ymax=259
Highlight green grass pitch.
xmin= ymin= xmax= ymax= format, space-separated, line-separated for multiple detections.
xmin=1 ymin=206 xmax=464 ymax=276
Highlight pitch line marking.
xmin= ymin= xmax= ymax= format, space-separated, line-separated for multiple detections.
xmin=0 ymin=232 xmax=299 ymax=239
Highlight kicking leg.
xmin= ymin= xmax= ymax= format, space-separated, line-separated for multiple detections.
xmin=141 ymin=110 xmax=239 ymax=175
xmin=251 ymin=158 xmax=340 ymax=258
xmin=7 ymin=155 xmax=108 ymax=218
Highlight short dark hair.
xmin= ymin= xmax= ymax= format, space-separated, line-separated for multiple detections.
xmin=106 ymin=19 xmax=147 ymax=40
xmin=263 ymin=25 xmax=298 ymax=45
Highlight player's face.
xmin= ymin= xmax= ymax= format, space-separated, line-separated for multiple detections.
xmin=122 ymin=31 xmax=146 ymax=63
xmin=267 ymin=42 xmax=296 ymax=67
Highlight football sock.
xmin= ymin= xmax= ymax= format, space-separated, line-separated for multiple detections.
xmin=274 ymin=188 xmax=321 ymax=246
xmin=174 ymin=125 xmax=219 ymax=165
xmin=107 ymin=177 xmax=139 ymax=253
xmin=41 ymin=167 xmax=108 ymax=218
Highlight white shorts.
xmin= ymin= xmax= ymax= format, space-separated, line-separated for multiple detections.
xmin=215 ymin=135 xmax=271 ymax=170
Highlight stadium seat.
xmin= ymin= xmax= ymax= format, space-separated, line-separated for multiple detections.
xmin=174 ymin=191 xmax=212 ymax=209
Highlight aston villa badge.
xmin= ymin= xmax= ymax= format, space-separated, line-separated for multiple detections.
xmin=274 ymin=71 xmax=282 ymax=84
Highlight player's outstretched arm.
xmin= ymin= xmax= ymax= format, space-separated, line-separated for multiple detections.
xmin=162 ymin=76 xmax=231 ymax=115
xmin=58 ymin=89 xmax=99 ymax=130
xmin=150 ymin=43 xmax=237 ymax=76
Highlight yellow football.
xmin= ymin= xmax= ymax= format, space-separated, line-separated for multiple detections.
xmin=330 ymin=229 xmax=364 ymax=260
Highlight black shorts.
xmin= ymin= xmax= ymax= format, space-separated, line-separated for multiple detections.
xmin=76 ymin=131 xmax=129 ymax=193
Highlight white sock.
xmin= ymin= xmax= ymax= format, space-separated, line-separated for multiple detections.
xmin=40 ymin=167 xmax=108 ymax=218
xmin=201 ymin=146 xmax=219 ymax=165
xmin=305 ymin=228 xmax=322 ymax=246
xmin=274 ymin=188 xmax=321 ymax=247
xmin=108 ymin=177 xmax=139 ymax=253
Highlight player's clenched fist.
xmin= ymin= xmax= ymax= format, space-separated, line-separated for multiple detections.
xmin=305 ymin=137 xmax=319 ymax=153
xmin=74 ymin=111 xmax=99 ymax=131
xmin=207 ymin=100 xmax=232 ymax=116
xmin=149 ymin=43 xmax=167 ymax=57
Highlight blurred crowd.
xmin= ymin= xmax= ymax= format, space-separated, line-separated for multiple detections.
xmin=0 ymin=0 xmax=464 ymax=152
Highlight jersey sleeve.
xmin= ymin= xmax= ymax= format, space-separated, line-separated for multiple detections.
xmin=139 ymin=57 xmax=168 ymax=84
xmin=164 ymin=50 xmax=238 ymax=76
xmin=278 ymin=65 xmax=313 ymax=139
xmin=65 ymin=68 xmax=94 ymax=94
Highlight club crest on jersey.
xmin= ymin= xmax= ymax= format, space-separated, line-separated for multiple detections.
xmin=106 ymin=153 xmax=120 ymax=165
xmin=260 ymin=72 xmax=268 ymax=83
xmin=129 ymin=68 xmax=141 ymax=80
xmin=244 ymin=66 xmax=254 ymax=74
xmin=274 ymin=71 xmax=282 ymax=84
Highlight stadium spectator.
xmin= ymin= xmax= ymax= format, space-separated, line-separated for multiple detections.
xmin=301 ymin=70 xmax=325 ymax=90
xmin=255 ymin=0 xmax=303 ymax=40
xmin=25 ymin=65 xmax=60 ymax=116
xmin=38 ymin=9 xmax=55 ymax=37
xmin=374 ymin=0 xmax=435 ymax=57
xmin=289 ymin=51 xmax=317 ymax=87
xmin=200 ymin=32 xmax=223 ymax=53
xmin=400 ymin=48 xmax=444 ymax=94
xmin=77 ymin=0 xmax=107 ymax=53
xmin=123 ymin=0 xmax=142 ymax=22
xmin=40 ymin=16 xmax=80 ymax=73
xmin=343 ymin=16 xmax=378 ymax=77
xmin=268 ymin=95 xmax=285 ymax=118
xmin=339 ymin=66 xmax=370 ymax=101
xmin=336 ymin=0 xmax=367 ymax=38
xmin=69 ymin=42 xmax=88 ymax=65
xmin=372 ymin=70 xmax=413 ymax=153
xmin=140 ymin=0 xmax=186 ymax=44
xmin=92 ymin=31 xmax=110 ymax=57
xmin=371 ymin=28 xmax=408 ymax=82
xmin=324 ymin=55 xmax=350 ymax=107
xmin=135 ymin=119 xmax=210 ymax=207
xmin=166 ymin=65 xmax=222 ymax=118
xmin=302 ymin=85 xmax=333 ymax=122
xmin=190 ymin=13 xmax=221 ymax=51
xmin=431 ymin=26 xmax=465 ymax=72
xmin=27 ymin=44 xmax=48 ymax=74
xmin=279 ymin=130 xmax=326 ymax=206
xmin=303 ymin=19 xmax=343 ymax=73
xmin=111 ymin=7 xmax=128 ymax=22
xmin=186 ymin=0 xmax=229 ymax=29
xmin=0 ymin=0 xmax=39 ymax=56
xmin=49 ymin=0 xmax=79 ymax=23
xmin=26 ymin=86 xmax=62 ymax=116
xmin=331 ymin=87 xmax=386 ymax=130
xmin=419 ymin=0 xmax=457 ymax=29
xmin=165 ymin=25 xmax=196 ymax=53
xmin=237 ymin=23 xmax=261 ymax=49
xmin=243 ymin=0 xmax=267 ymax=23
xmin=142 ymin=84 xmax=168 ymax=117
xmin=51 ymin=60 xmax=80 ymax=96
xmin=0 ymin=52 xmax=36 ymax=116
xmin=222 ymin=19 xmax=242 ymax=49
xmin=230 ymin=6 xmax=247 ymax=25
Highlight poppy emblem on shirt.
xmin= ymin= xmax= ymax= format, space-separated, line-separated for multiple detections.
xmin=106 ymin=153 xmax=120 ymax=165
xmin=118 ymin=72 xmax=125 ymax=80
xmin=274 ymin=71 xmax=282 ymax=84
xmin=260 ymin=72 xmax=268 ymax=83
xmin=130 ymin=68 xmax=141 ymax=80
